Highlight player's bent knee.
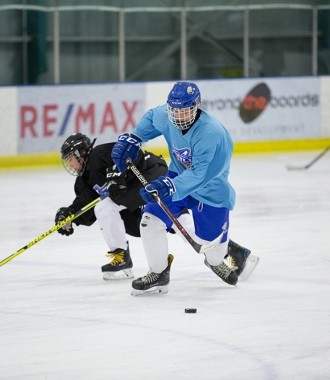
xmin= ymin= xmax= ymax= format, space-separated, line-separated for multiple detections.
xmin=140 ymin=212 xmax=166 ymax=234
xmin=95 ymin=198 xmax=120 ymax=219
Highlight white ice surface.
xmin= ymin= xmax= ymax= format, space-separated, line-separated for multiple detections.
xmin=1 ymin=152 xmax=330 ymax=380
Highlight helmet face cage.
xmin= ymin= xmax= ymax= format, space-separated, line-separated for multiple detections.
xmin=167 ymin=82 xmax=201 ymax=130
xmin=167 ymin=104 xmax=198 ymax=130
xmin=61 ymin=133 xmax=92 ymax=176
xmin=62 ymin=151 xmax=85 ymax=176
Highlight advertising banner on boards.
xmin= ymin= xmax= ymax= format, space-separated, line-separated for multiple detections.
xmin=17 ymin=83 xmax=145 ymax=153
xmin=199 ymin=77 xmax=320 ymax=141
xmin=15 ymin=77 xmax=321 ymax=154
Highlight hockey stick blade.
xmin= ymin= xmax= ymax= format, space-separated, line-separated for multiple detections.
xmin=286 ymin=165 xmax=308 ymax=171
xmin=286 ymin=145 xmax=330 ymax=171
xmin=199 ymin=235 xmax=224 ymax=253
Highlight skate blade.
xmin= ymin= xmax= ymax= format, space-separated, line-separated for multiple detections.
xmin=239 ymin=255 xmax=260 ymax=281
xmin=103 ymin=268 xmax=134 ymax=280
xmin=131 ymin=285 xmax=169 ymax=296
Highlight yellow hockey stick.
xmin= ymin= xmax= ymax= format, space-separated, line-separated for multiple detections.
xmin=0 ymin=197 xmax=101 ymax=267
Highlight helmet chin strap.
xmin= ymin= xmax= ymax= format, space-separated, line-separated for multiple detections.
xmin=90 ymin=138 xmax=97 ymax=150
xmin=76 ymin=156 xmax=86 ymax=176
xmin=81 ymin=138 xmax=97 ymax=175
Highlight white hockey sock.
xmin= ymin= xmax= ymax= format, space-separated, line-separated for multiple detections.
xmin=94 ymin=198 xmax=127 ymax=251
xmin=175 ymin=211 xmax=229 ymax=266
xmin=175 ymin=211 xmax=197 ymax=240
xmin=204 ymin=240 xmax=229 ymax=266
xmin=140 ymin=212 xmax=169 ymax=273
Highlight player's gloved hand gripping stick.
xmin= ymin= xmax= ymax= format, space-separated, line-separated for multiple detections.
xmin=0 ymin=197 xmax=101 ymax=267
xmin=126 ymin=158 xmax=222 ymax=254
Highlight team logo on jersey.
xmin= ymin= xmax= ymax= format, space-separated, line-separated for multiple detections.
xmin=173 ymin=147 xmax=192 ymax=169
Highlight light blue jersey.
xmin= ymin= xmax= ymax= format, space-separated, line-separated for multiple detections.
xmin=133 ymin=104 xmax=236 ymax=209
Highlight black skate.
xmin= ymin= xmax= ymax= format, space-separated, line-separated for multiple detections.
xmin=204 ymin=258 xmax=238 ymax=285
xmin=226 ymin=239 xmax=251 ymax=276
xmin=131 ymin=254 xmax=174 ymax=296
xmin=102 ymin=245 xmax=133 ymax=280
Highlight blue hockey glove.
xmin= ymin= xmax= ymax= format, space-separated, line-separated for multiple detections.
xmin=139 ymin=176 xmax=176 ymax=203
xmin=93 ymin=182 xmax=110 ymax=200
xmin=111 ymin=133 xmax=142 ymax=172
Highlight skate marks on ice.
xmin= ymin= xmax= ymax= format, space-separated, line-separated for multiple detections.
xmin=1 ymin=154 xmax=330 ymax=380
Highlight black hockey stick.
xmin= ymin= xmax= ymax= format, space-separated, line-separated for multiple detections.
xmin=0 ymin=197 xmax=101 ymax=267
xmin=126 ymin=158 xmax=221 ymax=254
xmin=286 ymin=145 xmax=330 ymax=171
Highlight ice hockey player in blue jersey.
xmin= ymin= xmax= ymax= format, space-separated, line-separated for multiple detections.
xmin=111 ymin=81 xmax=252 ymax=294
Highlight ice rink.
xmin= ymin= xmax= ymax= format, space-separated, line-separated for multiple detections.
xmin=1 ymin=151 xmax=330 ymax=380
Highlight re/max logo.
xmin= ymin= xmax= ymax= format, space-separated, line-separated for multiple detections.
xmin=19 ymin=100 xmax=139 ymax=138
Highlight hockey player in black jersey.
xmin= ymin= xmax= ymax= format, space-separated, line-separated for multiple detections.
xmin=54 ymin=133 xmax=168 ymax=280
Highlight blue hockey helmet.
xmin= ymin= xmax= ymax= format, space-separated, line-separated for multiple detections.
xmin=167 ymin=81 xmax=201 ymax=130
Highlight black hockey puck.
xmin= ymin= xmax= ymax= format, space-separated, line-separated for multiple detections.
xmin=185 ymin=308 xmax=197 ymax=314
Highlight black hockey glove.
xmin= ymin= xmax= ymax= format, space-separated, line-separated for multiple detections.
xmin=106 ymin=168 xmax=127 ymax=199
xmin=55 ymin=207 xmax=74 ymax=236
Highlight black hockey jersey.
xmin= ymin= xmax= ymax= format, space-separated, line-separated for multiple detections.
xmin=67 ymin=142 xmax=168 ymax=236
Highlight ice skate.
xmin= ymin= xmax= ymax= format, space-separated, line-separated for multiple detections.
xmin=102 ymin=245 xmax=134 ymax=280
xmin=226 ymin=240 xmax=259 ymax=280
xmin=204 ymin=258 xmax=238 ymax=285
xmin=131 ymin=254 xmax=174 ymax=296
xmin=226 ymin=240 xmax=251 ymax=276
